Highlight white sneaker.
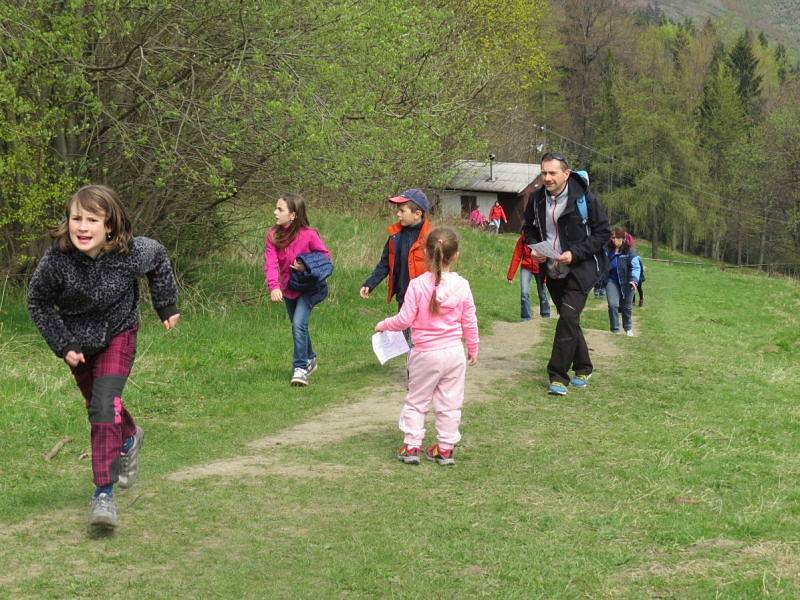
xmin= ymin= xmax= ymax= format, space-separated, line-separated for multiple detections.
xmin=88 ymin=493 xmax=118 ymax=528
xmin=625 ymin=330 xmax=634 ymax=337
xmin=291 ymin=367 xmax=308 ymax=386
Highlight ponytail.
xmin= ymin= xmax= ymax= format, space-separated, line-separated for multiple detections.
xmin=429 ymin=242 xmax=444 ymax=314
xmin=425 ymin=227 xmax=460 ymax=315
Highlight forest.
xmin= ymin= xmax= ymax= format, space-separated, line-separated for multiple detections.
xmin=2 ymin=0 xmax=799 ymax=275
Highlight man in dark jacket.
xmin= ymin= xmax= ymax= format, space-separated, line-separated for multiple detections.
xmin=522 ymin=152 xmax=610 ymax=395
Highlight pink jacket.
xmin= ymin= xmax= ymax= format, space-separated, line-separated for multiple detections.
xmin=264 ymin=227 xmax=330 ymax=299
xmin=376 ymin=271 xmax=479 ymax=357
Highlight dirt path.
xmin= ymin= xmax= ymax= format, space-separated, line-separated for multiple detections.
xmin=168 ymin=319 xmax=545 ymax=481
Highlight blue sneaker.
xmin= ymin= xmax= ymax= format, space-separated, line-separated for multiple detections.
xmin=570 ymin=373 xmax=591 ymax=389
xmin=548 ymin=381 xmax=568 ymax=396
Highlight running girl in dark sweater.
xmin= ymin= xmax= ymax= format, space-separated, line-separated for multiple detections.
xmin=28 ymin=184 xmax=179 ymax=529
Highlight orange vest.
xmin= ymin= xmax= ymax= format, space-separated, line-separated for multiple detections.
xmin=385 ymin=219 xmax=431 ymax=302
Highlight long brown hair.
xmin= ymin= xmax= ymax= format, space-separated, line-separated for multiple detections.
xmin=270 ymin=194 xmax=310 ymax=249
xmin=426 ymin=226 xmax=459 ymax=314
xmin=51 ymin=184 xmax=133 ymax=254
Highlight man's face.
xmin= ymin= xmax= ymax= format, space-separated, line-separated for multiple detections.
xmin=541 ymin=159 xmax=570 ymax=195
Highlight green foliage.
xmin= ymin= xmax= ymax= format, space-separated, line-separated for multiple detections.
xmin=1 ymin=0 xmax=549 ymax=273
xmin=727 ymin=30 xmax=764 ymax=120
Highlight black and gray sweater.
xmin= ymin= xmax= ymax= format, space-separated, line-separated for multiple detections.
xmin=27 ymin=236 xmax=179 ymax=358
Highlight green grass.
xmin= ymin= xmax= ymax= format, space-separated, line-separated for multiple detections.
xmin=1 ymin=211 xmax=800 ymax=598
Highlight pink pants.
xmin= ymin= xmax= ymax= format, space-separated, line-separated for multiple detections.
xmin=70 ymin=328 xmax=138 ymax=486
xmin=400 ymin=345 xmax=466 ymax=450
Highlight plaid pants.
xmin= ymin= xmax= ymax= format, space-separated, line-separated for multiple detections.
xmin=70 ymin=327 xmax=138 ymax=487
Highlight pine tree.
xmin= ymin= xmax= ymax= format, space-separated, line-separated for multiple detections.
xmin=727 ymin=30 xmax=763 ymax=120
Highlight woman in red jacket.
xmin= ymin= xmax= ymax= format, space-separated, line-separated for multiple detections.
xmin=489 ymin=201 xmax=507 ymax=234
xmin=506 ymin=234 xmax=551 ymax=320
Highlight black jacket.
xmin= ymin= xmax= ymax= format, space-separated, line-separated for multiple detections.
xmin=522 ymin=172 xmax=611 ymax=293
xmin=27 ymin=237 xmax=178 ymax=357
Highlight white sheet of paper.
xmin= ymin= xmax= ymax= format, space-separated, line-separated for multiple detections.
xmin=528 ymin=241 xmax=561 ymax=260
xmin=372 ymin=331 xmax=410 ymax=365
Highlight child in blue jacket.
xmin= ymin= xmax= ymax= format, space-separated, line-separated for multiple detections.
xmin=604 ymin=226 xmax=641 ymax=336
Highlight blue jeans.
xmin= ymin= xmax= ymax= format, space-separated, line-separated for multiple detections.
xmin=284 ymin=294 xmax=316 ymax=369
xmin=520 ymin=269 xmax=551 ymax=320
xmin=605 ymin=279 xmax=633 ymax=332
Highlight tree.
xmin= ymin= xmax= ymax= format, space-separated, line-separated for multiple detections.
xmin=727 ymin=30 xmax=763 ymax=120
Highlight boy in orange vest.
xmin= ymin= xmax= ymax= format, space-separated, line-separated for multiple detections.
xmin=360 ymin=189 xmax=431 ymax=314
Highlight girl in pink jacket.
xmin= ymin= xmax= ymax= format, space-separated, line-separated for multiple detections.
xmin=265 ymin=195 xmax=331 ymax=386
xmin=375 ymin=226 xmax=479 ymax=466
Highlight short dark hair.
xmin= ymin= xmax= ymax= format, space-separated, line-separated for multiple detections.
xmin=540 ymin=152 xmax=569 ymax=170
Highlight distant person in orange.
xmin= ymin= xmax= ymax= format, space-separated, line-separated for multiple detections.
xmin=506 ymin=233 xmax=550 ymax=320
xmin=488 ymin=201 xmax=507 ymax=234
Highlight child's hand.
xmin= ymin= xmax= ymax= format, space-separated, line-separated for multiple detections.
xmin=163 ymin=314 xmax=180 ymax=330
xmin=64 ymin=351 xmax=85 ymax=368
xmin=290 ymin=260 xmax=305 ymax=272
xmin=529 ymin=249 xmax=547 ymax=263
xmin=507 ymin=278 xmax=513 ymax=284
xmin=359 ymin=286 xmax=371 ymax=299
xmin=270 ymin=289 xmax=283 ymax=302
xmin=468 ymin=354 xmax=478 ymax=366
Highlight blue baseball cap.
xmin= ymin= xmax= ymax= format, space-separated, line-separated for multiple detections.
xmin=389 ymin=188 xmax=429 ymax=213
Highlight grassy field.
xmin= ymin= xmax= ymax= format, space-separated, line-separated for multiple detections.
xmin=1 ymin=209 xmax=799 ymax=598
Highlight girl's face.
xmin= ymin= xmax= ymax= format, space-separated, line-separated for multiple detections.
xmin=68 ymin=202 xmax=109 ymax=258
xmin=274 ymin=198 xmax=295 ymax=228
xmin=612 ymin=236 xmax=624 ymax=249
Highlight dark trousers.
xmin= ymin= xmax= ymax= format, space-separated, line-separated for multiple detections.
xmin=545 ymin=275 xmax=592 ymax=384
xmin=71 ymin=327 xmax=138 ymax=487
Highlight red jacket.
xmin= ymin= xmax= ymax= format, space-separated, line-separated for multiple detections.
xmin=506 ymin=235 xmax=540 ymax=280
xmin=385 ymin=219 xmax=431 ymax=302
xmin=489 ymin=204 xmax=507 ymax=222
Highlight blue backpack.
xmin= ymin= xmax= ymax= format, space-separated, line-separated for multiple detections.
xmin=574 ymin=170 xmax=590 ymax=225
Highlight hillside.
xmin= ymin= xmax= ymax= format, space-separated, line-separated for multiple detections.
xmin=620 ymin=0 xmax=800 ymax=52
xmin=2 ymin=209 xmax=800 ymax=596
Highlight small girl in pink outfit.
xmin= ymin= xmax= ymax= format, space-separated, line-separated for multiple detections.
xmin=375 ymin=226 xmax=479 ymax=466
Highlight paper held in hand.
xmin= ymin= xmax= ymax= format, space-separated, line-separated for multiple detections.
xmin=528 ymin=241 xmax=561 ymax=260
xmin=372 ymin=331 xmax=410 ymax=365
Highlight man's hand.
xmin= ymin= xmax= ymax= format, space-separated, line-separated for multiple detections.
xmin=270 ymin=289 xmax=283 ymax=302
xmin=64 ymin=351 xmax=85 ymax=368
xmin=163 ymin=313 xmax=180 ymax=330
xmin=359 ymin=286 xmax=371 ymax=299
xmin=556 ymin=250 xmax=573 ymax=265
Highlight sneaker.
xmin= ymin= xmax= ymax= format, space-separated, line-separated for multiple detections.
xmin=425 ymin=444 xmax=455 ymax=466
xmin=88 ymin=493 xmax=118 ymax=528
xmin=291 ymin=367 xmax=308 ymax=386
xmin=570 ymin=373 xmax=591 ymax=388
xmin=548 ymin=381 xmax=568 ymax=396
xmin=118 ymin=426 xmax=143 ymax=489
xmin=306 ymin=357 xmax=318 ymax=376
xmin=625 ymin=330 xmax=634 ymax=337
xmin=396 ymin=444 xmax=420 ymax=465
